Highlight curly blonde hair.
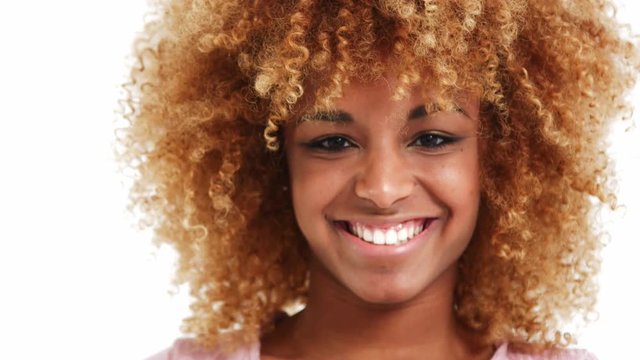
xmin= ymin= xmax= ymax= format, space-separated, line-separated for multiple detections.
xmin=119 ymin=0 xmax=639 ymax=352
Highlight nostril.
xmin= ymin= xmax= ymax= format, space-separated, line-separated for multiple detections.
xmin=353 ymin=158 xmax=414 ymax=209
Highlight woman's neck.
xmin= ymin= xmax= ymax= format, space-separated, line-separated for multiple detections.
xmin=261 ymin=261 xmax=492 ymax=360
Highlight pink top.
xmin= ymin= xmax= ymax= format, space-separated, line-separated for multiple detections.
xmin=147 ymin=339 xmax=597 ymax=359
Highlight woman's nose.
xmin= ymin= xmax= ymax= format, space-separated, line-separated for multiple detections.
xmin=354 ymin=147 xmax=414 ymax=209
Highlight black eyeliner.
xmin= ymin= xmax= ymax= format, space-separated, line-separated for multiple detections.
xmin=300 ymin=134 xmax=356 ymax=151
xmin=409 ymin=132 xmax=464 ymax=149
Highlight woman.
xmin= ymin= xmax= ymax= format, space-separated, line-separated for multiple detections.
xmin=121 ymin=0 xmax=639 ymax=358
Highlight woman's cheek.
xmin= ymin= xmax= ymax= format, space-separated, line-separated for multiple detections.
xmin=415 ymin=153 xmax=480 ymax=215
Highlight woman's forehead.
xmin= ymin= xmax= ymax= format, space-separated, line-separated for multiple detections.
xmin=297 ymin=78 xmax=480 ymax=121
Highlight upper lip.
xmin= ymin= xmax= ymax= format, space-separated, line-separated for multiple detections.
xmin=333 ymin=217 xmax=436 ymax=228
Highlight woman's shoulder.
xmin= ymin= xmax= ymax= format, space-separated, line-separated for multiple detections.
xmin=492 ymin=343 xmax=597 ymax=360
xmin=145 ymin=339 xmax=260 ymax=360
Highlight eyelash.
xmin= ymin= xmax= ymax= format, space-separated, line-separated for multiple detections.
xmin=304 ymin=135 xmax=356 ymax=151
xmin=304 ymin=133 xmax=459 ymax=152
xmin=410 ymin=133 xmax=460 ymax=149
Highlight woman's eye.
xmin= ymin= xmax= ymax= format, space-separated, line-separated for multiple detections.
xmin=306 ymin=136 xmax=355 ymax=151
xmin=410 ymin=133 xmax=457 ymax=149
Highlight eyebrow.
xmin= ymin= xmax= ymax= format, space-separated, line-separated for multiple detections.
xmin=299 ymin=103 xmax=468 ymax=124
xmin=299 ymin=111 xmax=354 ymax=123
xmin=407 ymin=105 xmax=428 ymax=120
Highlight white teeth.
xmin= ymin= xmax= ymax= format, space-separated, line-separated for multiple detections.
xmin=373 ymin=229 xmax=385 ymax=245
xmin=385 ymin=229 xmax=398 ymax=245
xmin=363 ymin=228 xmax=373 ymax=242
xmin=344 ymin=220 xmax=430 ymax=246
xmin=398 ymin=228 xmax=408 ymax=242
xmin=415 ymin=224 xmax=423 ymax=236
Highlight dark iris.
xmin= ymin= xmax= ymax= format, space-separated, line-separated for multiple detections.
xmin=412 ymin=133 xmax=449 ymax=148
xmin=309 ymin=136 xmax=353 ymax=151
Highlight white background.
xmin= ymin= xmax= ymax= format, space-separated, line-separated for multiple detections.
xmin=0 ymin=1 xmax=637 ymax=359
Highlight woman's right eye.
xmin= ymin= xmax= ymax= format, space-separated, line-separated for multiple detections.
xmin=305 ymin=135 xmax=356 ymax=151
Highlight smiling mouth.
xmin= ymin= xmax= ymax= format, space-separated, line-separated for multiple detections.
xmin=335 ymin=218 xmax=434 ymax=246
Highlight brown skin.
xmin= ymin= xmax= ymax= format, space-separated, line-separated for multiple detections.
xmin=261 ymin=78 xmax=492 ymax=359
xmin=125 ymin=1 xmax=637 ymax=349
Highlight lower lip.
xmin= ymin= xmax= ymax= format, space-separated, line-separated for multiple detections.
xmin=334 ymin=220 xmax=436 ymax=258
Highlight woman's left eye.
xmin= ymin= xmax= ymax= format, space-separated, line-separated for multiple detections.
xmin=410 ymin=133 xmax=458 ymax=149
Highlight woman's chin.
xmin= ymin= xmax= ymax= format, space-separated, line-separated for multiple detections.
xmin=348 ymin=282 xmax=422 ymax=307
xmin=340 ymin=264 xmax=457 ymax=307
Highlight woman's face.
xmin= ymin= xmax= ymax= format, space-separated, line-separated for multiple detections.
xmin=285 ymin=78 xmax=481 ymax=304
